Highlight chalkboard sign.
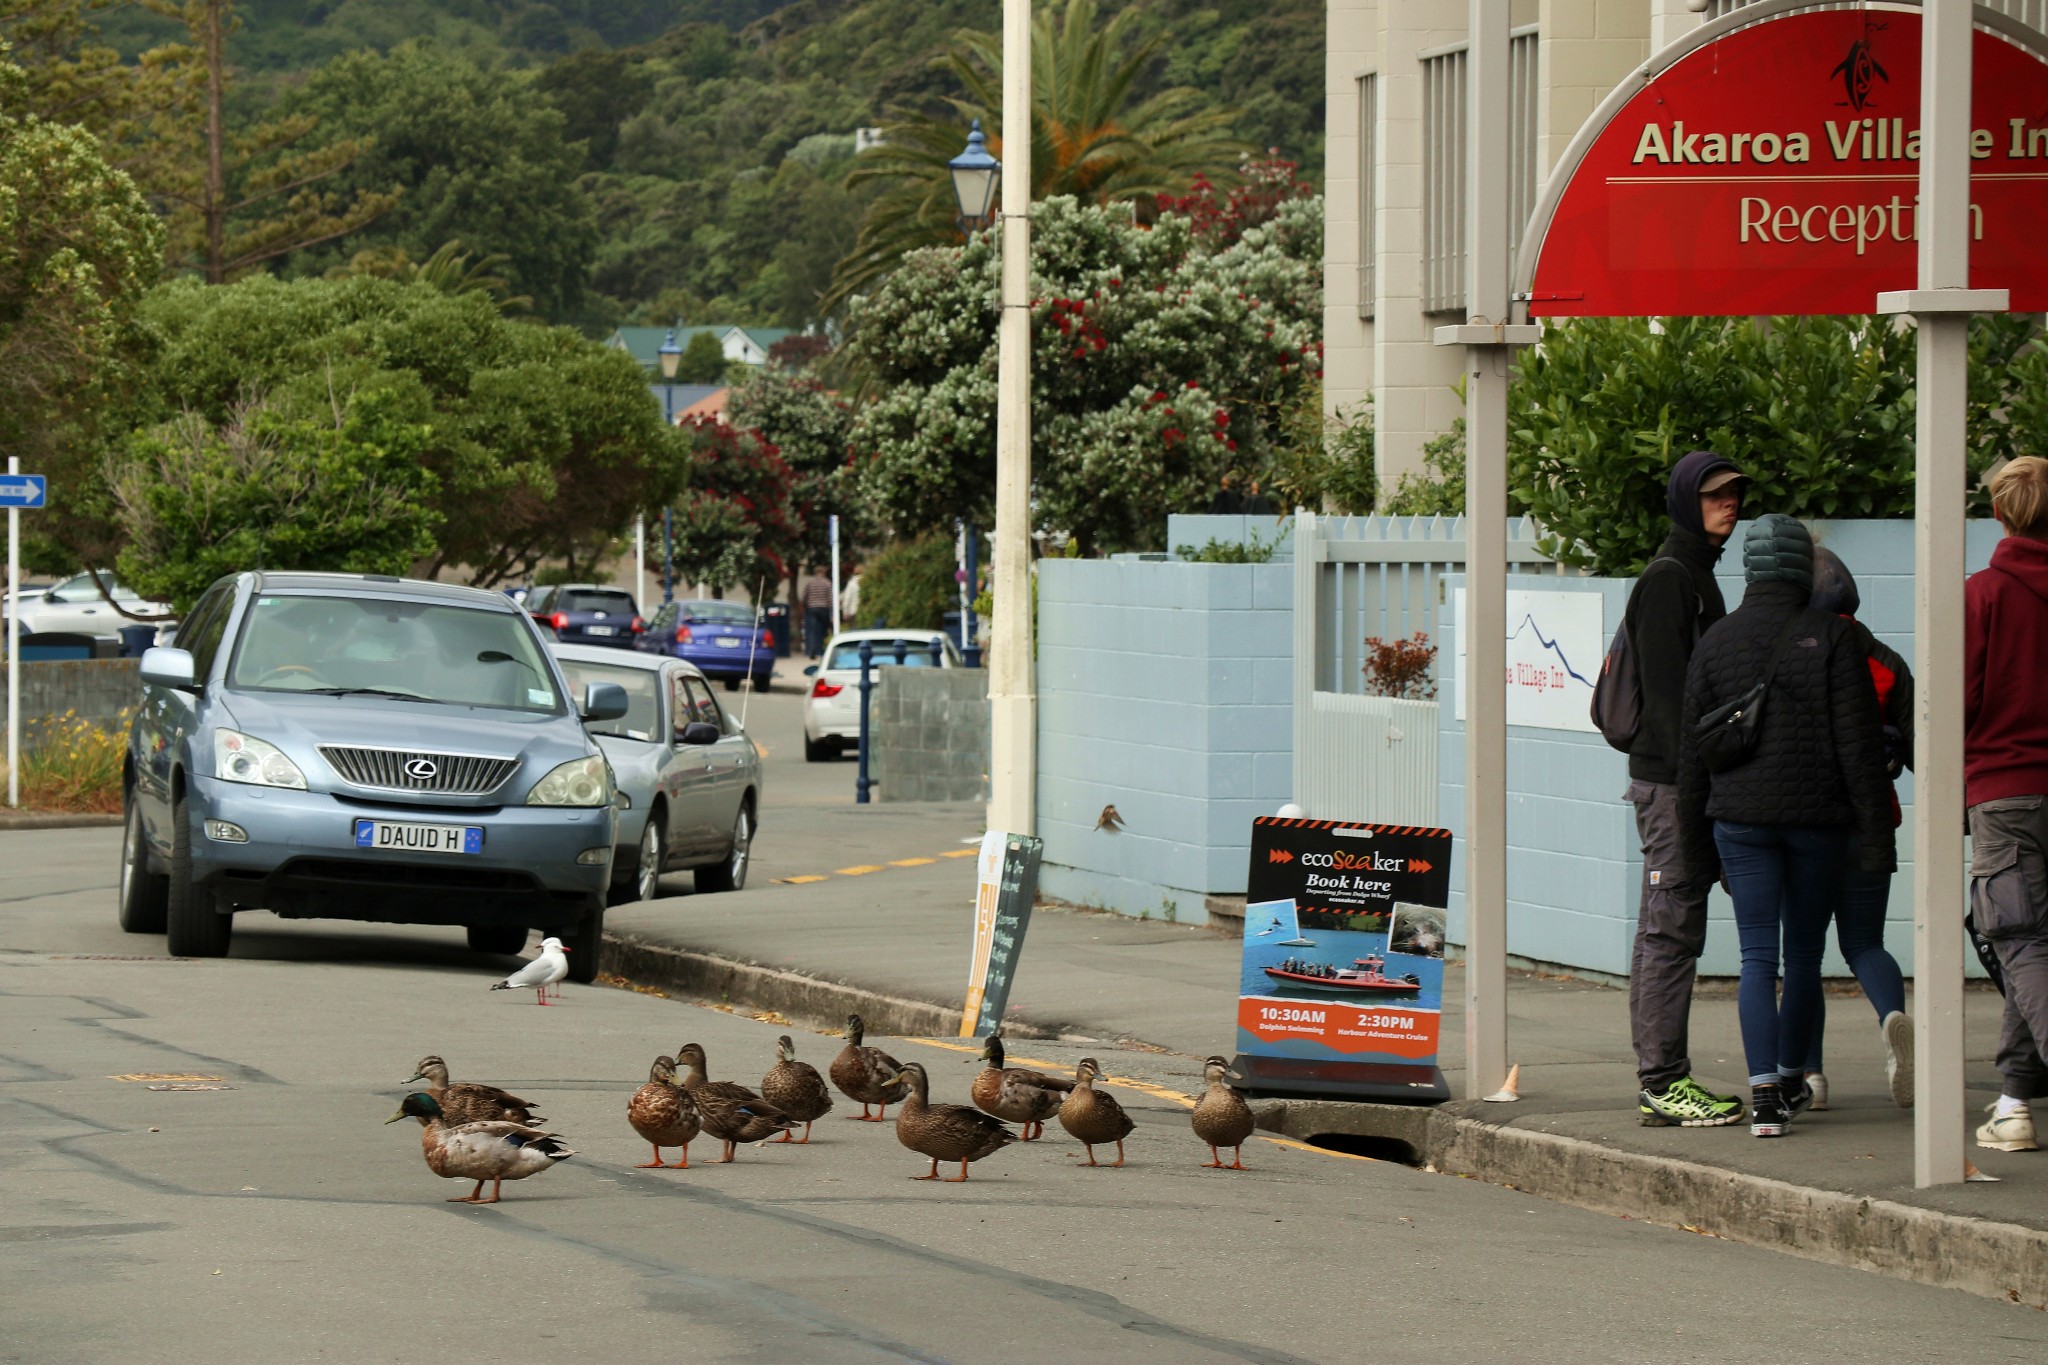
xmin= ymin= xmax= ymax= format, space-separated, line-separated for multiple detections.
xmin=960 ymin=832 xmax=1042 ymax=1038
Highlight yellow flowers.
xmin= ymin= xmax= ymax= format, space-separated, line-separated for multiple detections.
xmin=5 ymin=709 xmax=130 ymax=813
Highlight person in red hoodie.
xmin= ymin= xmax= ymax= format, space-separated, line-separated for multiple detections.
xmin=1966 ymin=455 xmax=2048 ymax=1153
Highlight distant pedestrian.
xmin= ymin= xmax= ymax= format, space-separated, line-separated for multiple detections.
xmin=1799 ymin=547 xmax=1915 ymax=1111
xmin=800 ymin=567 xmax=834 ymax=658
xmin=1624 ymin=450 xmax=1751 ymax=1130
xmin=840 ymin=563 xmax=863 ymax=624
xmin=1677 ymin=514 xmax=1895 ymax=1138
xmin=1965 ymin=456 xmax=2048 ymax=1153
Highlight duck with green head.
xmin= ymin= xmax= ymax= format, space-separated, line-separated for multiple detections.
xmin=385 ymin=1092 xmax=574 ymax=1203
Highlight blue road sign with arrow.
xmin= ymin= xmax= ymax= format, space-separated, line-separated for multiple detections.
xmin=0 ymin=476 xmax=46 ymax=509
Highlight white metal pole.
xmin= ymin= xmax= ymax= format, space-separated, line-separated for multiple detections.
xmin=6 ymin=455 xmax=18 ymax=809
xmin=634 ymin=515 xmax=646 ymax=613
xmin=829 ymin=514 xmax=842 ymax=637
xmin=987 ymin=0 xmax=1035 ymax=838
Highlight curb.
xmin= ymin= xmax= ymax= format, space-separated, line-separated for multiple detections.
xmin=1254 ymin=1098 xmax=2048 ymax=1310
xmin=0 ymin=812 xmax=121 ymax=830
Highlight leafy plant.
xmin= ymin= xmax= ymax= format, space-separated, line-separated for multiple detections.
xmin=1383 ymin=417 xmax=1468 ymax=517
xmin=1175 ymin=531 xmax=1275 ymax=563
xmin=850 ymin=533 xmax=959 ymax=630
xmin=1362 ymin=632 xmax=1437 ymax=701
xmin=8 ymin=709 xmax=130 ymax=813
xmin=1266 ymin=386 xmax=1375 ymax=515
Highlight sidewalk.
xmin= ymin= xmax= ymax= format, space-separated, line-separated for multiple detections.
xmin=600 ymin=795 xmax=2048 ymax=1305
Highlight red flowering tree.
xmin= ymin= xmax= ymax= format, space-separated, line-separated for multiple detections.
xmin=1155 ymin=157 xmax=1317 ymax=248
xmin=670 ymin=415 xmax=798 ymax=595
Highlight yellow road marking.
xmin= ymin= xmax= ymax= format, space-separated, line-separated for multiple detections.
xmin=890 ymin=857 xmax=936 ymax=867
xmin=772 ymin=874 xmax=829 ymax=885
xmin=834 ymin=864 xmax=885 ymax=876
xmin=939 ymin=848 xmax=979 ymax=858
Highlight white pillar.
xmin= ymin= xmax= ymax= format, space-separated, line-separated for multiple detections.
xmin=6 ymin=455 xmax=18 ymax=809
xmin=1878 ymin=0 xmax=2002 ymax=1190
xmin=634 ymin=516 xmax=646 ymax=613
xmin=986 ymin=0 xmax=1036 ymax=838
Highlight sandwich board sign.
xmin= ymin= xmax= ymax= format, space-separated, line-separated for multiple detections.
xmin=959 ymin=831 xmax=1042 ymax=1037
xmin=1229 ymin=816 xmax=1453 ymax=1103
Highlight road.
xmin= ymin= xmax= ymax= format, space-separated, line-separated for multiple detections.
xmin=4 ymin=681 xmax=2046 ymax=1362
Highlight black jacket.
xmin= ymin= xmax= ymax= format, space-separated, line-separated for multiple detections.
xmin=1624 ymin=528 xmax=1728 ymax=783
xmin=1675 ymin=580 xmax=1897 ymax=877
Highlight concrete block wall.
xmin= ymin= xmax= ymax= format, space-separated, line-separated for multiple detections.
xmin=1035 ymin=557 xmax=1293 ymax=924
xmin=871 ymin=668 xmax=989 ymax=804
xmin=0 ymin=659 xmax=141 ymax=752
xmin=1437 ymin=520 xmax=2005 ymax=979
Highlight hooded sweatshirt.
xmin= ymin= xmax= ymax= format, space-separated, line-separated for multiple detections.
xmin=1965 ymin=534 xmax=2048 ymax=805
xmin=1622 ymin=450 xmax=1742 ymax=783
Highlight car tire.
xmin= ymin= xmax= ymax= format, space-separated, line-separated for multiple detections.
xmin=467 ymin=925 xmax=528 ymax=955
xmin=695 ymin=802 xmax=751 ymax=894
xmin=722 ymin=678 xmax=740 ymax=693
xmin=165 ymin=791 xmax=230 ymax=958
xmin=117 ymin=796 xmax=169 ymax=934
xmin=804 ymin=735 xmax=830 ymax=762
xmin=608 ymin=810 xmax=664 ymax=906
xmin=550 ymin=903 xmax=603 ymax=984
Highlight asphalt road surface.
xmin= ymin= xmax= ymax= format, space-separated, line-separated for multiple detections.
xmin=6 ymin=689 xmax=2048 ymax=1361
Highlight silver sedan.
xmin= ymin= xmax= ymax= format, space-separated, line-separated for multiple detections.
xmin=550 ymin=644 xmax=764 ymax=904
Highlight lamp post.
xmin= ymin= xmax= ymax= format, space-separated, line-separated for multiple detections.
xmin=947 ymin=119 xmax=1001 ymax=236
xmin=657 ymin=327 xmax=683 ymax=604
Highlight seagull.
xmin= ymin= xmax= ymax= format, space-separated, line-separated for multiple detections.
xmin=1095 ymin=804 xmax=1125 ymax=833
xmin=490 ymin=937 xmax=569 ymax=1005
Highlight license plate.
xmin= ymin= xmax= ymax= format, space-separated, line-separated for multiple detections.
xmin=714 ymin=636 xmax=743 ymax=648
xmin=586 ymin=625 xmax=617 ymax=636
xmin=353 ymin=820 xmax=484 ymax=854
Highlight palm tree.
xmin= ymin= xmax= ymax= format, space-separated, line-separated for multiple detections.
xmin=326 ymin=239 xmax=532 ymax=313
xmin=823 ymin=0 xmax=1245 ymax=311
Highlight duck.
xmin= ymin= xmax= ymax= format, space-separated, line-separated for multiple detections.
xmin=404 ymin=1055 xmax=545 ymax=1128
xmin=627 ymin=1055 xmax=701 ymax=1169
xmin=1190 ymin=1055 xmax=1255 ymax=1170
xmin=1057 ymin=1057 xmax=1135 ymax=1168
xmin=828 ymin=1013 xmax=910 ymax=1121
xmin=760 ymin=1035 xmax=834 ymax=1143
xmin=967 ymin=1033 xmax=1072 ymax=1140
xmin=489 ymin=936 xmax=569 ymax=1005
xmin=675 ymin=1041 xmax=796 ymax=1160
xmin=385 ymin=1092 xmax=573 ymax=1203
xmin=890 ymin=1062 xmax=1016 ymax=1181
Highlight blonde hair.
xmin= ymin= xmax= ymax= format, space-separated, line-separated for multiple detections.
xmin=1992 ymin=456 xmax=2048 ymax=539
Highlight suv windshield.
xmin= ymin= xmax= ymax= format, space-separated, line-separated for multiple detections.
xmin=554 ymin=659 xmax=660 ymax=738
xmin=228 ymin=594 xmax=562 ymax=712
xmin=561 ymin=590 xmax=636 ymax=615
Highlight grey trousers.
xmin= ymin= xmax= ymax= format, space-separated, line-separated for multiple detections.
xmin=1628 ymin=779 xmax=1712 ymax=1092
xmin=1967 ymin=796 xmax=2048 ymax=1100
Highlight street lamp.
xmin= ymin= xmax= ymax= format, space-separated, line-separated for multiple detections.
xmin=657 ymin=326 xmax=683 ymax=605
xmin=947 ymin=119 xmax=1001 ymax=235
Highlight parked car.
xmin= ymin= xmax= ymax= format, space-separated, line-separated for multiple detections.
xmin=801 ymin=628 xmax=959 ymax=762
xmin=637 ymin=598 xmax=775 ymax=692
xmin=523 ymin=583 xmax=643 ymax=649
xmin=118 ymin=572 xmax=626 ymax=976
xmin=551 ymin=643 xmax=762 ymax=904
xmin=4 ymin=570 xmax=172 ymax=640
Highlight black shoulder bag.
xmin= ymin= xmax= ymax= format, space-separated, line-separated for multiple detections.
xmin=1691 ymin=611 xmax=1805 ymax=774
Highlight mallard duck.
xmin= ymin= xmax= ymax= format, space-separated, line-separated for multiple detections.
xmin=676 ymin=1041 xmax=796 ymax=1160
xmin=828 ymin=1013 xmax=909 ymax=1121
xmin=1057 ymin=1057 xmax=1135 ymax=1167
xmin=890 ymin=1062 xmax=1016 ymax=1181
xmin=627 ymin=1055 xmax=701 ymax=1168
xmin=967 ymin=1033 xmax=1072 ymax=1140
xmin=1191 ymin=1055 xmax=1255 ymax=1170
xmin=760 ymin=1035 xmax=833 ymax=1142
xmin=385 ymin=1092 xmax=573 ymax=1203
xmin=404 ymin=1055 xmax=545 ymax=1127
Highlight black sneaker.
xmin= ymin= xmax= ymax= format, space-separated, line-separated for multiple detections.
xmin=1781 ymin=1077 xmax=1814 ymax=1125
xmin=1751 ymin=1085 xmax=1791 ymax=1138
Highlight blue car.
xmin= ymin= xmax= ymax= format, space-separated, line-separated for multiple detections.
xmin=638 ymin=599 xmax=775 ymax=692
xmin=118 ymin=572 xmax=628 ymax=975
xmin=524 ymin=583 xmax=644 ymax=649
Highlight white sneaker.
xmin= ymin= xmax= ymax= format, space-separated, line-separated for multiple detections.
xmin=1977 ymin=1102 xmax=2039 ymax=1153
xmin=1804 ymin=1072 xmax=1829 ymax=1111
xmin=1882 ymin=1011 xmax=1914 ymax=1109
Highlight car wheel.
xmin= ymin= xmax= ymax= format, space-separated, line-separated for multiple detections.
xmin=634 ymin=814 xmax=665 ymax=902
xmin=696 ymin=802 xmax=751 ymax=894
xmin=467 ymin=925 xmax=528 ymax=955
xmin=117 ymin=796 xmax=168 ymax=934
xmin=164 ymin=791 xmax=230 ymax=957
xmin=722 ymin=678 xmax=740 ymax=692
xmin=804 ymin=735 xmax=829 ymax=762
xmin=549 ymin=903 xmax=603 ymax=984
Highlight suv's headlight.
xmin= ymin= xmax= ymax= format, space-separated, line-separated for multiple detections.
xmin=526 ymin=755 xmax=612 ymax=807
xmin=214 ymin=729 xmax=307 ymax=790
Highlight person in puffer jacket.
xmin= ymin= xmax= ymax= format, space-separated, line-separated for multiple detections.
xmin=1676 ymin=514 xmax=1896 ymax=1138
xmin=1798 ymin=547 xmax=1914 ymax=1113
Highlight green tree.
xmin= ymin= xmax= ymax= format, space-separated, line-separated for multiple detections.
xmin=325 ymin=238 xmax=531 ymax=313
xmin=727 ymin=363 xmax=857 ymax=583
xmin=676 ymin=329 xmax=728 ymax=384
xmin=826 ymin=0 xmax=1247 ymax=309
xmin=670 ymin=415 xmax=797 ymax=595
xmin=108 ymin=388 xmax=439 ymax=612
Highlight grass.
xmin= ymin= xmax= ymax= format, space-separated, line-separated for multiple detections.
xmin=0 ymin=710 xmax=128 ymax=814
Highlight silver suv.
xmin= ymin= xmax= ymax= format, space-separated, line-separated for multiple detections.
xmin=117 ymin=572 xmax=627 ymax=975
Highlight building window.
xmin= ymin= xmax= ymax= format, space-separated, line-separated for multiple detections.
xmin=1419 ymin=27 xmax=1540 ymax=316
xmin=1358 ymin=72 xmax=1377 ymax=320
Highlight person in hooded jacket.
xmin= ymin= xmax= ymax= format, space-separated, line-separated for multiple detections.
xmin=1799 ymin=547 xmax=1915 ymax=1112
xmin=1677 ymin=515 xmax=1896 ymax=1138
xmin=1625 ymin=450 xmax=1751 ymax=1129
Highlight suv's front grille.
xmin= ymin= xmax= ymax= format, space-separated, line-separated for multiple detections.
xmin=318 ymin=746 xmax=520 ymax=796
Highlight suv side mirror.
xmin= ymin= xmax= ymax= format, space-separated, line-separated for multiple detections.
xmin=678 ymin=720 xmax=721 ymax=747
xmin=581 ymin=681 xmax=629 ymax=722
xmin=139 ymin=646 xmax=196 ymax=689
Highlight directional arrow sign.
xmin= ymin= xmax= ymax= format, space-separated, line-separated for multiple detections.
xmin=0 ymin=476 xmax=46 ymax=509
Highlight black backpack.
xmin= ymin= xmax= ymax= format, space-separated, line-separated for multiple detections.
xmin=1590 ymin=558 xmax=1695 ymax=753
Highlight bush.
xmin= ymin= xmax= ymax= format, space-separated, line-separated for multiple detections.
xmin=8 ymin=710 xmax=129 ymax=813
xmin=1175 ymin=531 xmax=1277 ymax=563
xmin=1266 ymin=388 xmax=1376 ymax=516
xmin=1363 ymin=633 xmax=1437 ymax=701
xmin=852 ymin=534 xmax=959 ymax=630
xmin=1383 ymin=418 xmax=1470 ymax=518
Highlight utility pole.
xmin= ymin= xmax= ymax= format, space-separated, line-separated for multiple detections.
xmin=203 ymin=0 xmax=227 ymax=284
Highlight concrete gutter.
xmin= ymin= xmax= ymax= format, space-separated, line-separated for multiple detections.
xmin=1254 ymin=1098 xmax=2048 ymax=1310
xmin=0 ymin=812 xmax=121 ymax=830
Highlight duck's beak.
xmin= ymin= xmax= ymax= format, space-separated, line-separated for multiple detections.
xmin=404 ymin=1073 xmax=424 ymax=1084
xmin=384 ymin=1109 xmax=407 ymax=1124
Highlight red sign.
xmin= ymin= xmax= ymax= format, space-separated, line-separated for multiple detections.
xmin=1528 ymin=11 xmax=2048 ymax=316
xmin=1236 ymin=997 xmax=1442 ymax=1060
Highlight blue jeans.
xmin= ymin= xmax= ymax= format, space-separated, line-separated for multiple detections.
xmin=1714 ymin=822 xmax=1849 ymax=1086
xmin=1802 ymin=865 xmax=1908 ymax=1071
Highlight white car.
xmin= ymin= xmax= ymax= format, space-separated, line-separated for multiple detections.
xmin=5 ymin=570 xmax=173 ymax=640
xmin=802 ymin=628 xmax=961 ymax=761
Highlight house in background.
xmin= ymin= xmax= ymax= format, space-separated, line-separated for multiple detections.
xmin=607 ymin=324 xmax=798 ymax=372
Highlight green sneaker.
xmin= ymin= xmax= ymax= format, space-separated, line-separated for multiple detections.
xmin=1639 ymin=1076 xmax=1744 ymax=1127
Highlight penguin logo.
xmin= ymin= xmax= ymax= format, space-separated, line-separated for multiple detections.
xmin=1831 ymin=33 xmax=1889 ymax=112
